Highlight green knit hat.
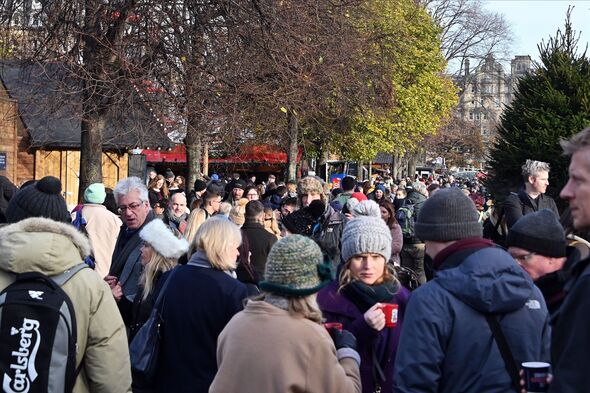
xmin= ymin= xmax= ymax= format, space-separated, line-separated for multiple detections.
xmin=260 ymin=235 xmax=334 ymax=297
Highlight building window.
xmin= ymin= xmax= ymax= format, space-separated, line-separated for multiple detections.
xmin=483 ymin=113 xmax=488 ymax=120
xmin=475 ymin=113 xmax=480 ymax=120
xmin=471 ymin=85 xmax=475 ymax=93
xmin=469 ymin=111 xmax=473 ymax=120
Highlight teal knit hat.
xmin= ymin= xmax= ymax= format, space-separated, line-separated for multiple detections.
xmin=260 ymin=235 xmax=334 ymax=297
xmin=84 ymin=183 xmax=106 ymax=204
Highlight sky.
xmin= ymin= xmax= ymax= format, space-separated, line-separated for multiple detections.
xmin=483 ymin=0 xmax=590 ymax=62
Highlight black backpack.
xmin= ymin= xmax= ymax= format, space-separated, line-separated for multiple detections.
xmin=0 ymin=263 xmax=87 ymax=393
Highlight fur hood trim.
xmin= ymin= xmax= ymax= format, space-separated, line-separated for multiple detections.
xmin=0 ymin=217 xmax=92 ymax=258
xmin=140 ymin=219 xmax=189 ymax=259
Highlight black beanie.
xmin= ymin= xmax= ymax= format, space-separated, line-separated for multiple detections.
xmin=6 ymin=176 xmax=70 ymax=224
xmin=194 ymin=179 xmax=207 ymax=192
xmin=165 ymin=168 xmax=175 ymax=180
xmin=505 ymin=209 xmax=566 ymax=257
xmin=415 ymin=187 xmax=482 ymax=241
xmin=282 ymin=207 xmax=316 ymax=236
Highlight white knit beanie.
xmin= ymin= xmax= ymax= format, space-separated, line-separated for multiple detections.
xmin=340 ymin=215 xmax=392 ymax=263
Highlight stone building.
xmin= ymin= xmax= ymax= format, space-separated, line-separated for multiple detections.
xmin=454 ymin=54 xmax=532 ymax=142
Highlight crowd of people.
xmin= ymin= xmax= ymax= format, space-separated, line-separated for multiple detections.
xmin=2 ymin=128 xmax=590 ymax=392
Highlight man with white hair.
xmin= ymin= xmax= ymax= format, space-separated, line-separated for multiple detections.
xmin=105 ymin=177 xmax=155 ymax=306
xmin=503 ymin=159 xmax=559 ymax=228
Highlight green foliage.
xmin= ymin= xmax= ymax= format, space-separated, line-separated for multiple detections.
xmin=332 ymin=0 xmax=456 ymax=161
xmin=487 ymin=14 xmax=590 ymax=203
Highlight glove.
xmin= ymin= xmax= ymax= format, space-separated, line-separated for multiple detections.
xmin=329 ymin=328 xmax=357 ymax=352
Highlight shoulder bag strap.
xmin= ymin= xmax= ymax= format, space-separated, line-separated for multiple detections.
xmin=493 ymin=209 xmax=505 ymax=233
xmin=485 ymin=314 xmax=520 ymax=390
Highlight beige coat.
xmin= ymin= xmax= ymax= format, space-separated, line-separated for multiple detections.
xmin=0 ymin=217 xmax=132 ymax=393
xmin=209 ymin=300 xmax=361 ymax=393
xmin=72 ymin=204 xmax=122 ymax=278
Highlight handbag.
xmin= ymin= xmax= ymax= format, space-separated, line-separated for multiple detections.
xmin=129 ymin=268 xmax=177 ymax=383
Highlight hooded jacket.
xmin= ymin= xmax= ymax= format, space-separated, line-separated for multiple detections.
xmin=393 ymin=245 xmax=551 ymax=393
xmin=0 ymin=217 xmax=131 ymax=393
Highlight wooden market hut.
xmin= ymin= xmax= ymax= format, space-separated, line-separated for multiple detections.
xmin=0 ymin=61 xmax=172 ymax=206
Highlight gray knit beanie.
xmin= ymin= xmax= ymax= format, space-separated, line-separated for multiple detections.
xmin=415 ymin=187 xmax=482 ymax=241
xmin=260 ymin=235 xmax=334 ymax=297
xmin=341 ymin=215 xmax=392 ymax=263
xmin=505 ymin=209 xmax=565 ymax=257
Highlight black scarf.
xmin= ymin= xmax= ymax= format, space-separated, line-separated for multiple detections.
xmin=341 ymin=280 xmax=400 ymax=313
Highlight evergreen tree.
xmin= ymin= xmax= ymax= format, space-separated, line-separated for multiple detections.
xmin=487 ymin=10 xmax=590 ymax=204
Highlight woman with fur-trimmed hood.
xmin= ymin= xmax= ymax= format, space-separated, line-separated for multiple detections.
xmin=114 ymin=219 xmax=188 ymax=341
xmin=0 ymin=176 xmax=131 ymax=393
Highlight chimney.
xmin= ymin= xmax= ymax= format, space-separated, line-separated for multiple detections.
xmin=465 ymin=59 xmax=470 ymax=76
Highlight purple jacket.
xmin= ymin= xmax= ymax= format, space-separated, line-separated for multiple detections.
xmin=317 ymin=281 xmax=410 ymax=393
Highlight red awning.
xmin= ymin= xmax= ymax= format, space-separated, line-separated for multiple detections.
xmin=141 ymin=144 xmax=301 ymax=164
xmin=141 ymin=144 xmax=187 ymax=163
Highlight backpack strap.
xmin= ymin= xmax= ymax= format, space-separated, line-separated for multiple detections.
xmin=484 ymin=314 xmax=520 ymax=390
xmin=51 ymin=263 xmax=89 ymax=287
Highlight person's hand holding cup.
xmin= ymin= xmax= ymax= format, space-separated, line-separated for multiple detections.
xmin=364 ymin=303 xmax=386 ymax=331
xmin=520 ymin=362 xmax=551 ymax=393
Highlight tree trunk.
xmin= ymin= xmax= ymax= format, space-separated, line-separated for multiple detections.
xmin=407 ymin=153 xmax=418 ymax=180
xmin=185 ymin=117 xmax=202 ymax=191
xmin=203 ymin=142 xmax=209 ymax=176
xmin=78 ymin=112 xmax=104 ymax=203
xmin=287 ymin=110 xmax=298 ymax=181
xmin=185 ymin=139 xmax=202 ymax=192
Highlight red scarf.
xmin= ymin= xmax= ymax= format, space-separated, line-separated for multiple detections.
xmin=433 ymin=237 xmax=495 ymax=269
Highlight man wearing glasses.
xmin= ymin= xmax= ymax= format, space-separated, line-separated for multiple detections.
xmin=505 ymin=209 xmax=579 ymax=315
xmin=105 ymin=177 xmax=155 ymax=308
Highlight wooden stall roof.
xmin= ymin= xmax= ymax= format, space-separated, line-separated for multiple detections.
xmin=0 ymin=60 xmax=173 ymax=151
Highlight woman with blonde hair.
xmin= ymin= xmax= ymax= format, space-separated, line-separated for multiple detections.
xmin=263 ymin=205 xmax=281 ymax=239
xmin=154 ymin=217 xmax=248 ymax=393
xmin=115 ymin=219 xmax=188 ymax=341
xmin=317 ymin=211 xmax=410 ymax=393
xmin=183 ymin=208 xmax=208 ymax=248
xmin=210 ymin=235 xmax=361 ymax=393
xmin=147 ymin=174 xmax=169 ymax=207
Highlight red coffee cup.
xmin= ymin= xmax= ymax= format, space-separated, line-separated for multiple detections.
xmin=380 ymin=303 xmax=399 ymax=327
xmin=323 ymin=322 xmax=343 ymax=332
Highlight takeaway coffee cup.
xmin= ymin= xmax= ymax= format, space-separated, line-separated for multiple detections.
xmin=323 ymin=322 xmax=343 ymax=332
xmin=522 ymin=362 xmax=550 ymax=392
xmin=379 ymin=303 xmax=399 ymax=328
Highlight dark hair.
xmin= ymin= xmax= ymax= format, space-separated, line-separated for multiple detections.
xmin=341 ymin=176 xmax=356 ymax=191
xmin=281 ymin=197 xmax=298 ymax=208
xmin=103 ymin=188 xmax=119 ymax=215
xmin=244 ymin=185 xmax=259 ymax=197
xmin=203 ymin=190 xmax=220 ymax=204
xmin=245 ymin=200 xmax=264 ymax=219
xmin=427 ymin=183 xmax=440 ymax=194
xmin=275 ymin=185 xmax=287 ymax=197
xmin=379 ymin=200 xmax=397 ymax=229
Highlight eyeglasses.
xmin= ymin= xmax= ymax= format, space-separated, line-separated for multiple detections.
xmin=511 ymin=252 xmax=536 ymax=263
xmin=247 ymin=193 xmax=258 ymax=197
xmin=118 ymin=202 xmax=144 ymax=214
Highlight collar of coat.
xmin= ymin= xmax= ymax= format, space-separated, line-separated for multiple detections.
xmin=0 ymin=217 xmax=92 ymax=275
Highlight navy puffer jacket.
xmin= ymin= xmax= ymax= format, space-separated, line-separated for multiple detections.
xmin=393 ymin=246 xmax=551 ymax=393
